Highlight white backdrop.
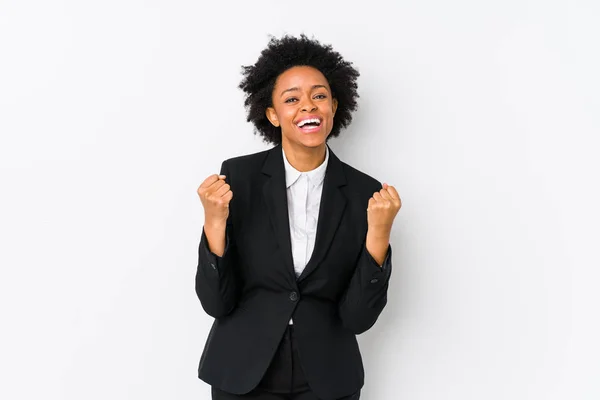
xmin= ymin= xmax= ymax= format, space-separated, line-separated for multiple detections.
xmin=1 ymin=1 xmax=599 ymax=399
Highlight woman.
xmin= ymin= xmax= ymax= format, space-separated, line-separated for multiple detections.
xmin=195 ymin=35 xmax=402 ymax=400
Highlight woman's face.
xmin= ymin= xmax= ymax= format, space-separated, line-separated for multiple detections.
xmin=266 ymin=66 xmax=338 ymax=150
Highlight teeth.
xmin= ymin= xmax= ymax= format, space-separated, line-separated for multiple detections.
xmin=297 ymin=118 xmax=321 ymax=127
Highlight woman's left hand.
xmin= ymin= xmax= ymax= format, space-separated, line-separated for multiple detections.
xmin=367 ymin=183 xmax=402 ymax=233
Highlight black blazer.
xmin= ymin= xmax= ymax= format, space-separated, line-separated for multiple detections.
xmin=195 ymin=144 xmax=392 ymax=400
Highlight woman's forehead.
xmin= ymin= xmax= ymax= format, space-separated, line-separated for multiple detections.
xmin=275 ymin=66 xmax=330 ymax=88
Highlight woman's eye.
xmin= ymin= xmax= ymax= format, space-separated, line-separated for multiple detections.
xmin=314 ymin=94 xmax=327 ymax=99
xmin=285 ymin=97 xmax=298 ymax=103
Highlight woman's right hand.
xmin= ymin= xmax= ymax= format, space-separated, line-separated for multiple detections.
xmin=197 ymin=174 xmax=233 ymax=227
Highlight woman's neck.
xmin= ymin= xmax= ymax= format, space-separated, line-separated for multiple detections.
xmin=281 ymin=141 xmax=327 ymax=172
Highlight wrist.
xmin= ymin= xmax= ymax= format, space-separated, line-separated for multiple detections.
xmin=367 ymin=224 xmax=392 ymax=238
xmin=204 ymin=216 xmax=227 ymax=231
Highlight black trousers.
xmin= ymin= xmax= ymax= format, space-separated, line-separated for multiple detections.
xmin=211 ymin=325 xmax=361 ymax=400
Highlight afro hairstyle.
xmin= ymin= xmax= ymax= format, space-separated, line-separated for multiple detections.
xmin=238 ymin=34 xmax=360 ymax=145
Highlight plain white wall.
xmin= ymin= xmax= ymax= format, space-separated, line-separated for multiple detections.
xmin=1 ymin=0 xmax=599 ymax=399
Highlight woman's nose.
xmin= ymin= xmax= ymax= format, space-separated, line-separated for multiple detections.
xmin=301 ymin=99 xmax=317 ymax=112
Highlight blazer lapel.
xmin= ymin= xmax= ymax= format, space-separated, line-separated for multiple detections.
xmin=262 ymin=144 xmax=297 ymax=281
xmin=298 ymin=146 xmax=347 ymax=282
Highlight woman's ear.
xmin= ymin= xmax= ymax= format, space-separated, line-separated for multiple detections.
xmin=332 ymin=98 xmax=338 ymax=116
xmin=265 ymin=107 xmax=280 ymax=127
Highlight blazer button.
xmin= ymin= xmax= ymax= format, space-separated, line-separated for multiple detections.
xmin=289 ymin=291 xmax=298 ymax=302
xmin=370 ymin=278 xmax=379 ymax=283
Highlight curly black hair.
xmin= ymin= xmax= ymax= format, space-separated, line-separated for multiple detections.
xmin=239 ymin=34 xmax=360 ymax=145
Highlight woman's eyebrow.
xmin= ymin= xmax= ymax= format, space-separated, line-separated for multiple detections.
xmin=280 ymin=85 xmax=329 ymax=97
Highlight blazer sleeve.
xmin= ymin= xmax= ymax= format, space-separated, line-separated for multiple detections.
xmin=338 ymin=242 xmax=392 ymax=335
xmin=195 ymin=161 xmax=240 ymax=318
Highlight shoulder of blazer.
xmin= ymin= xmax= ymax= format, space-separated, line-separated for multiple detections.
xmin=218 ymin=146 xmax=273 ymax=185
xmin=339 ymin=159 xmax=383 ymax=196
xmin=222 ymin=147 xmax=271 ymax=172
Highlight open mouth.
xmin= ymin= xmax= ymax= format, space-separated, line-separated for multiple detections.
xmin=296 ymin=118 xmax=322 ymax=132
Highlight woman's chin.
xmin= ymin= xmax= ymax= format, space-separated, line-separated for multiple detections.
xmin=299 ymin=130 xmax=329 ymax=147
xmin=283 ymin=128 xmax=329 ymax=149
